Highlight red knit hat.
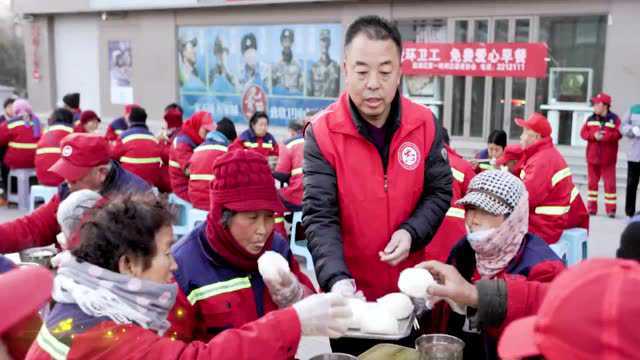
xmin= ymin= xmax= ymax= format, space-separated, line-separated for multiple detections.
xmin=210 ymin=150 xmax=286 ymax=213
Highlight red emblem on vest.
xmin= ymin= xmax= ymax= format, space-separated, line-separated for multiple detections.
xmin=398 ymin=142 xmax=420 ymax=171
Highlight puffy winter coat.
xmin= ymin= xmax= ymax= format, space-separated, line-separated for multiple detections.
xmin=35 ymin=122 xmax=74 ymax=186
xmin=0 ymin=115 xmax=42 ymax=169
xmin=111 ymin=124 xmax=165 ymax=189
xmin=580 ymin=112 xmax=621 ymax=165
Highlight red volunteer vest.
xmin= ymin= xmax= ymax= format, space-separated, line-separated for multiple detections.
xmin=312 ymin=93 xmax=436 ymax=300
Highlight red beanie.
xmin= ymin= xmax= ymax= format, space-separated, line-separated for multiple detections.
xmin=164 ymin=108 xmax=183 ymax=129
xmin=210 ymin=150 xmax=286 ymax=213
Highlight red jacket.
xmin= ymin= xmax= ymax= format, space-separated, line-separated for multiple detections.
xmin=169 ymin=225 xmax=314 ymax=343
xmin=0 ymin=162 xmax=151 ymax=254
xmin=169 ymin=134 xmax=197 ymax=201
xmin=230 ymin=129 xmax=279 ymax=158
xmin=35 ymin=123 xmax=74 ymax=186
xmin=187 ymin=139 xmax=229 ymax=210
xmin=580 ymin=112 xmax=621 ymax=165
xmin=274 ymin=135 xmax=304 ymax=208
xmin=26 ymin=306 xmax=301 ymax=360
xmin=111 ymin=125 xmax=165 ymax=189
xmin=0 ymin=116 xmax=42 ymax=169
xmin=521 ymin=138 xmax=574 ymax=244
xmin=424 ymin=146 xmax=475 ymax=262
xmin=567 ymin=187 xmax=590 ymax=230
xmin=309 ymin=94 xmax=444 ymax=300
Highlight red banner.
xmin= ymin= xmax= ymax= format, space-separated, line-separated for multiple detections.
xmin=401 ymin=42 xmax=548 ymax=78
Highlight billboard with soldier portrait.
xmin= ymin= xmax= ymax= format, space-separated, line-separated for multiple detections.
xmin=177 ymin=23 xmax=342 ymax=126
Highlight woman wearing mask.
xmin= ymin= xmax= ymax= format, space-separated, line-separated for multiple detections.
xmin=170 ymin=150 xmax=316 ymax=343
xmin=427 ymin=170 xmax=564 ymax=359
xmin=231 ymin=111 xmax=279 ymax=163
xmin=27 ymin=193 xmax=351 ymax=360
xmin=168 ymin=111 xmax=215 ymax=201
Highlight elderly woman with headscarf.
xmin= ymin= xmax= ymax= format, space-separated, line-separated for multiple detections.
xmin=0 ymin=98 xmax=42 ymax=170
xmin=26 ymin=193 xmax=351 ymax=360
xmin=168 ymin=111 xmax=215 ymax=201
xmin=169 ymin=150 xmax=317 ymax=343
xmin=425 ymin=170 xmax=565 ymax=359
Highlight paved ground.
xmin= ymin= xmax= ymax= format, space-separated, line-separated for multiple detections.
xmin=0 ymin=200 xmax=626 ymax=359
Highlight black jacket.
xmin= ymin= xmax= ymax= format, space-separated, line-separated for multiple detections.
xmin=303 ymin=94 xmax=452 ymax=291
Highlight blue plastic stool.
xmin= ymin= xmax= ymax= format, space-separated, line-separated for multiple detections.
xmin=550 ymin=239 xmax=570 ymax=266
xmin=168 ymin=193 xmax=193 ymax=239
xmin=289 ymin=211 xmax=314 ymax=273
xmin=560 ymin=228 xmax=588 ymax=265
xmin=7 ymin=169 xmax=37 ymax=210
xmin=187 ymin=208 xmax=208 ymax=232
xmin=29 ymin=185 xmax=58 ymax=212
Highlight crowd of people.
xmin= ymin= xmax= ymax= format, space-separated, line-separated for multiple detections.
xmin=0 ymin=14 xmax=638 ymax=360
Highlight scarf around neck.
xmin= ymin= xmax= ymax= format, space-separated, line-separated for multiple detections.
xmin=469 ymin=191 xmax=530 ymax=279
xmin=52 ymin=256 xmax=177 ymax=335
xmin=205 ymin=205 xmax=274 ymax=272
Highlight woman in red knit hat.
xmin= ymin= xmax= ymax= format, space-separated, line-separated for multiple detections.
xmin=169 ymin=149 xmax=317 ymax=343
xmin=168 ymin=111 xmax=214 ymax=201
xmin=158 ymin=104 xmax=184 ymax=193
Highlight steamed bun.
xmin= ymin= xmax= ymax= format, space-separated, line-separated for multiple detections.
xmin=360 ymin=303 xmax=399 ymax=335
xmin=257 ymin=251 xmax=290 ymax=281
xmin=377 ymin=292 xmax=414 ymax=319
xmin=398 ymin=267 xmax=435 ymax=298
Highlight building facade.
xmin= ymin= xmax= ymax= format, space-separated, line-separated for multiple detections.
xmin=11 ymin=0 xmax=640 ymax=144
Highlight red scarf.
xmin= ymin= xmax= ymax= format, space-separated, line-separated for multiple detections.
xmin=180 ymin=111 xmax=210 ymax=146
xmin=205 ymin=205 xmax=274 ymax=272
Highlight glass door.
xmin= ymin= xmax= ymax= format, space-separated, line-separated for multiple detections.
xmin=446 ymin=17 xmax=536 ymax=140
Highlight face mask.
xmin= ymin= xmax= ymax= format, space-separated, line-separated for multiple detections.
xmin=466 ymin=228 xmax=496 ymax=243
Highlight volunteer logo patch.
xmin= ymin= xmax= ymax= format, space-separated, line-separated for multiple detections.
xmin=62 ymin=145 xmax=73 ymax=157
xmin=398 ymin=142 xmax=420 ymax=171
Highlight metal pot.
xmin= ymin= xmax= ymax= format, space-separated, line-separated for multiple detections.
xmin=309 ymin=353 xmax=359 ymax=360
xmin=415 ymin=334 xmax=464 ymax=360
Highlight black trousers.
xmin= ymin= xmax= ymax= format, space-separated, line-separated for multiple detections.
xmin=0 ymin=146 xmax=7 ymax=198
xmin=626 ymin=161 xmax=640 ymax=217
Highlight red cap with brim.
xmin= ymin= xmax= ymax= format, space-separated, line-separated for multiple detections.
xmin=48 ymin=133 xmax=111 ymax=183
xmin=498 ymin=316 xmax=541 ymax=359
xmin=0 ymin=266 xmax=53 ymax=334
xmin=515 ymin=112 xmax=552 ymax=138
xmin=49 ymin=158 xmax=95 ymax=183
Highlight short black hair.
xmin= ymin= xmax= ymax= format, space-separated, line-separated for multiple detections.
xmin=164 ymin=102 xmax=183 ymax=115
xmin=345 ymin=15 xmax=402 ymax=56
xmin=50 ymin=108 xmax=74 ymax=125
xmin=129 ymin=107 xmax=148 ymax=124
xmin=617 ymin=221 xmax=640 ymax=261
xmin=249 ymin=111 xmax=269 ymax=131
xmin=217 ymin=117 xmax=237 ymax=141
xmin=3 ymin=97 xmax=14 ymax=109
xmin=487 ymin=130 xmax=507 ymax=148
xmin=288 ymin=119 xmax=303 ymax=133
xmin=72 ymin=193 xmax=174 ymax=273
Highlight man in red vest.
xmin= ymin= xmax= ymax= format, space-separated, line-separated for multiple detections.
xmin=303 ymin=16 xmax=452 ymax=354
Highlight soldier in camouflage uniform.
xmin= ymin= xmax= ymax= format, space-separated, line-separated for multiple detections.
xmin=272 ymin=28 xmax=303 ymax=94
xmin=238 ymin=33 xmax=268 ymax=91
xmin=309 ymin=29 xmax=340 ymax=98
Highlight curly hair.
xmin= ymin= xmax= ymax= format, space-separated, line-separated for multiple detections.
xmin=72 ymin=193 xmax=175 ymax=272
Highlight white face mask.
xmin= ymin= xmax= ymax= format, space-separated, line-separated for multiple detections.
xmin=466 ymin=228 xmax=496 ymax=243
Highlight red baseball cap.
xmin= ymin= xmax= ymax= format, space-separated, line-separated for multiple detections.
xmin=591 ymin=92 xmax=612 ymax=106
xmin=498 ymin=259 xmax=640 ymax=360
xmin=49 ymin=133 xmax=111 ymax=182
xmin=515 ymin=112 xmax=552 ymax=138
xmin=79 ymin=110 xmax=101 ymax=125
xmin=495 ymin=144 xmax=523 ymax=166
xmin=0 ymin=266 xmax=53 ymax=335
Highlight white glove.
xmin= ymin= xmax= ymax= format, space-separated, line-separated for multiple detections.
xmin=633 ymin=126 xmax=640 ymax=137
xmin=330 ymin=279 xmax=366 ymax=301
xmin=259 ymin=251 xmax=304 ymax=308
xmin=293 ymin=293 xmax=352 ymax=338
xmin=264 ymin=267 xmax=304 ymax=308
